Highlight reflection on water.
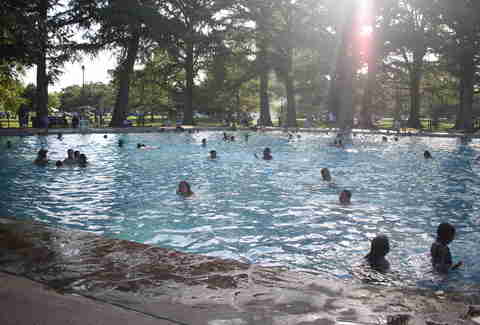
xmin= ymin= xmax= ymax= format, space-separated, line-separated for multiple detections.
xmin=1 ymin=132 xmax=480 ymax=290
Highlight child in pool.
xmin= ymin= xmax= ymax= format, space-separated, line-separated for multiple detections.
xmin=431 ymin=222 xmax=462 ymax=273
xmin=177 ymin=181 xmax=194 ymax=197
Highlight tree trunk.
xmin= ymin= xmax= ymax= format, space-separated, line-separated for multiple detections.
xmin=36 ymin=0 xmax=49 ymax=125
xmin=110 ymin=32 xmax=140 ymax=127
xmin=455 ymin=50 xmax=475 ymax=131
xmin=407 ymin=51 xmax=423 ymax=129
xmin=284 ymin=47 xmax=297 ymax=128
xmin=183 ymin=40 xmax=195 ymax=125
xmin=259 ymin=64 xmax=273 ymax=126
xmin=359 ymin=39 xmax=377 ymax=129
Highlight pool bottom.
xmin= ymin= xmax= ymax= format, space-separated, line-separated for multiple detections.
xmin=0 ymin=216 xmax=478 ymax=325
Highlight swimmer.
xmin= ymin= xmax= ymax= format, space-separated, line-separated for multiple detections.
xmin=382 ymin=136 xmax=388 ymax=142
xmin=201 ymin=138 xmax=207 ymax=147
xmin=78 ymin=154 xmax=88 ymax=167
xmin=6 ymin=140 xmax=12 ymax=148
xmin=245 ymin=133 xmax=249 ymax=142
xmin=258 ymin=147 xmax=272 ymax=160
xmin=74 ymin=150 xmax=81 ymax=161
xmin=365 ymin=235 xmax=390 ymax=272
xmin=424 ymin=150 xmax=432 ymax=159
xmin=339 ymin=189 xmax=351 ymax=204
xmin=137 ymin=143 xmax=146 ymax=149
xmin=63 ymin=149 xmax=76 ymax=164
xmin=394 ymin=137 xmax=399 ymax=142
xmin=57 ymin=133 xmax=63 ymax=140
xmin=230 ymin=135 xmax=235 ymax=142
xmin=34 ymin=149 xmax=49 ymax=166
xmin=104 ymin=134 xmax=108 ymax=139
xmin=321 ymin=168 xmax=332 ymax=182
xmin=209 ymin=150 xmax=217 ymax=159
xmin=223 ymin=132 xmax=229 ymax=141
xmin=55 ymin=160 xmax=63 ymax=168
xmin=177 ymin=181 xmax=194 ymax=197
xmin=118 ymin=139 xmax=124 ymax=147
xmin=431 ymin=222 xmax=463 ymax=273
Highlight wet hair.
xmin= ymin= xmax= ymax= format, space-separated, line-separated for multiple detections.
xmin=424 ymin=150 xmax=432 ymax=159
xmin=339 ymin=190 xmax=352 ymax=203
xmin=74 ymin=151 xmax=80 ymax=159
xmin=437 ymin=222 xmax=455 ymax=243
xmin=37 ymin=149 xmax=48 ymax=158
xmin=210 ymin=150 xmax=217 ymax=158
xmin=104 ymin=135 xmax=108 ymax=138
xmin=177 ymin=181 xmax=193 ymax=196
xmin=55 ymin=160 xmax=63 ymax=167
xmin=365 ymin=235 xmax=390 ymax=262
xmin=137 ymin=143 xmax=145 ymax=148
xmin=118 ymin=139 xmax=124 ymax=147
xmin=321 ymin=168 xmax=331 ymax=181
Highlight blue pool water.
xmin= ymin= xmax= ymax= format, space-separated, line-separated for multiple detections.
xmin=1 ymin=132 xmax=480 ymax=289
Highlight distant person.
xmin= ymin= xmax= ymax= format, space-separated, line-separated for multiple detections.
xmin=118 ymin=139 xmax=124 ymax=147
xmin=382 ymin=136 xmax=388 ymax=142
xmin=55 ymin=160 xmax=63 ymax=168
xmin=137 ymin=143 xmax=146 ymax=149
xmin=74 ymin=150 xmax=81 ymax=161
xmin=57 ymin=133 xmax=63 ymax=140
xmin=262 ymin=147 xmax=272 ymax=160
xmin=365 ymin=235 xmax=390 ymax=272
xmin=34 ymin=149 xmax=49 ymax=166
xmin=431 ymin=222 xmax=463 ymax=273
xmin=394 ymin=137 xmax=399 ymax=142
xmin=321 ymin=168 xmax=332 ymax=182
xmin=78 ymin=154 xmax=88 ymax=167
xmin=177 ymin=181 xmax=194 ymax=197
xmin=424 ymin=150 xmax=432 ymax=159
xmin=63 ymin=149 xmax=76 ymax=164
xmin=72 ymin=115 xmax=79 ymax=128
xmin=230 ymin=135 xmax=235 ymax=142
xmin=104 ymin=134 xmax=108 ymax=139
xmin=6 ymin=140 xmax=12 ymax=148
xmin=223 ymin=132 xmax=229 ymax=141
xmin=209 ymin=150 xmax=217 ymax=159
xmin=244 ymin=133 xmax=249 ymax=142
xmin=201 ymin=138 xmax=207 ymax=147
xmin=339 ymin=190 xmax=352 ymax=204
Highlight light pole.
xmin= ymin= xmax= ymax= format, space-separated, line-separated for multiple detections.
xmin=81 ymin=65 xmax=85 ymax=89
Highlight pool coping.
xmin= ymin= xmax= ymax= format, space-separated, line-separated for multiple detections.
xmin=0 ymin=126 xmax=478 ymax=139
xmin=1 ymin=216 xmax=479 ymax=325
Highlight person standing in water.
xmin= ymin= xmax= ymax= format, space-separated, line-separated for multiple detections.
xmin=431 ymin=222 xmax=462 ymax=273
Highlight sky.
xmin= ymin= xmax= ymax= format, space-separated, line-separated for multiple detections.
xmin=22 ymin=50 xmax=118 ymax=92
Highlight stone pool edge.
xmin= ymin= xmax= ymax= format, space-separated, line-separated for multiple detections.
xmin=1 ymin=216 xmax=480 ymax=325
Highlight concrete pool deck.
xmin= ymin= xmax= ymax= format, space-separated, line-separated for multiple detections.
xmin=0 ymin=126 xmax=478 ymax=139
xmin=1 ymin=217 xmax=480 ymax=325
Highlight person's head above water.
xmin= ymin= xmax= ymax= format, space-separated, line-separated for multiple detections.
xmin=118 ymin=139 xmax=124 ymax=147
xmin=263 ymin=147 xmax=272 ymax=160
xmin=321 ymin=168 xmax=332 ymax=182
xmin=55 ymin=160 xmax=63 ymax=167
xmin=339 ymin=190 xmax=352 ymax=204
xmin=202 ymin=138 xmax=207 ymax=146
xmin=437 ymin=222 xmax=455 ymax=245
xmin=209 ymin=150 xmax=217 ymax=159
xmin=6 ymin=140 xmax=12 ymax=148
xmin=365 ymin=235 xmax=390 ymax=272
xmin=177 ymin=181 xmax=193 ymax=197
xmin=137 ymin=143 xmax=145 ymax=148
xmin=78 ymin=154 xmax=88 ymax=166
xmin=424 ymin=150 xmax=432 ymax=159
xmin=67 ymin=149 xmax=74 ymax=159
xmin=74 ymin=150 xmax=80 ymax=160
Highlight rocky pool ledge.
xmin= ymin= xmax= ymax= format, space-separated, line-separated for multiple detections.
xmin=0 ymin=216 xmax=479 ymax=325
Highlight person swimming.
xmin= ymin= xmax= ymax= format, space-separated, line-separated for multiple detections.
xmin=365 ymin=235 xmax=390 ymax=272
xmin=245 ymin=133 xmax=249 ymax=142
xmin=431 ymin=222 xmax=462 ymax=273
xmin=230 ymin=135 xmax=235 ymax=142
xmin=57 ymin=133 xmax=63 ymax=140
xmin=262 ymin=147 xmax=272 ymax=160
xmin=177 ymin=181 xmax=194 ymax=197
xmin=104 ymin=135 xmax=108 ymax=139
xmin=74 ymin=150 xmax=81 ymax=161
xmin=424 ymin=150 xmax=432 ymax=159
xmin=339 ymin=189 xmax=352 ymax=204
xmin=382 ymin=136 xmax=388 ymax=142
xmin=118 ymin=139 xmax=124 ymax=147
xmin=201 ymin=139 xmax=207 ymax=147
xmin=78 ymin=154 xmax=88 ymax=167
xmin=55 ymin=160 xmax=63 ymax=168
xmin=321 ymin=168 xmax=332 ymax=182
xmin=34 ymin=149 xmax=49 ymax=166
xmin=63 ymin=149 xmax=76 ymax=164
xmin=209 ymin=150 xmax=217 ymax=159
xmin=137 ymin=143 xmax=146 ymax=149
xmin=6 ymin=140 xmax=12 ymax=148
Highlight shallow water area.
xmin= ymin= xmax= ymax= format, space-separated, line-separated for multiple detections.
xmin=1 ymin=131 xmax=479 ymax=291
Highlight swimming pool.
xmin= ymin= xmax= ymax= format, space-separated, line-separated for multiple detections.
xmin=1 ymin=132 xmax=479 ymax=290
